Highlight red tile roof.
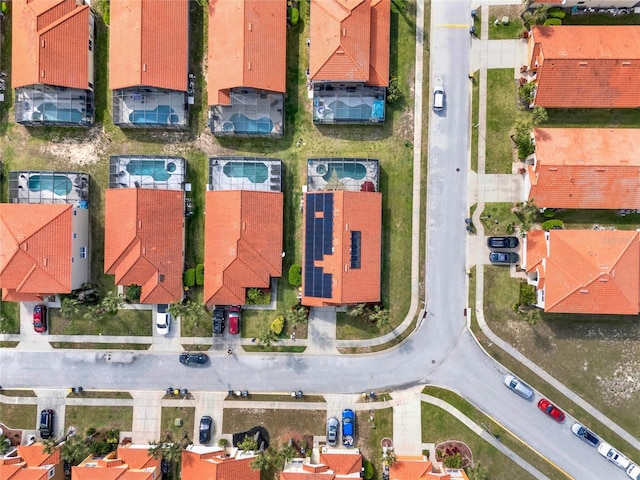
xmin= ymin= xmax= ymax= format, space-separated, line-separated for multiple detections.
xmin=204 ymin=191 xmax=283 ymax=305
xmin=207 ymin=0 xmax=287 ymax=105
xmin=319 ymin=453 xmax=362 ymax=475
xmin=523 ymin=229 xmax=546 ymax=274
xmin=0 ymin=445 xmax=62 ymax=480
xmin=280 ymin=473 xmax=336 ymax=480
xmin=0 ymin=204 xmax=73 ymax=300
xmin=181 ymin=448 xmax=259 ymax=480
xmin=302 ymin=191 xmax=382 ymax=307
xmin=528 ymin=229 xmax=640 ymax=314
xmin=389 ymin=456 xmax=441 ymax=480
xmin=529 ymin=128 xmax=640 ymax=209
xmin=310 ymin=0 xmax=390 ymax=86
xmin=12 ymin=0 xmax=91 ymax=89
xmin=104 ymin=189 xmax=185 ymax=304
xmin=16 ymin=445 xmax=60 ymax=467
xmin=116 ymin=447 xmax=159 ymax=470
xmin=528 ymin=26 xmax=640 ymax=108
xmin=109 ymin=0 xmax=189 ymax=91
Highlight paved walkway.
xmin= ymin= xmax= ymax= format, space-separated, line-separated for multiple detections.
xmin=390 ymin=386 xmax=423 ymax=456
xmin=131 ymin=391 xmax=164 ymax=444
xmin=306 ymin=307 xmax=338 ymax=354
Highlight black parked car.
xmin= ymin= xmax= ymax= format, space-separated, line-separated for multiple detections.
xmin=199 ymin=416 xmax=213 ymax=443
xmin=213 ymin=307 xmax=225 ymax=334
xmin=489 ymin=251 xmax=519 ymax=264
xmin=39 ymin=409 xmax=54 ymax=439
xmin=179 ymin=352 xmax=208 ymax=365
xmin=487 ymin=236 xmax=519 ymax=249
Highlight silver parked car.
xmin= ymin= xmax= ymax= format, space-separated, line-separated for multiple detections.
xmin=327 ymin=417 xmax=339 ymax=446
xmin=598 ymin=442 xmax=631 ymax=469
xmin=502 ymin=374 xmax=534 ymax=399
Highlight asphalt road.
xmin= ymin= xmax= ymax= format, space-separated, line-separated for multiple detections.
xmin=0 ymin=1 xmax=633 ymax=479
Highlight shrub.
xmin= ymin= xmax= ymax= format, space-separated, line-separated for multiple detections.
xmin=541 ymin=219 xmax=563 ymax=231
xmin=288 ymin=264 xmax=302 ymax=286
xmin=246 ymin=288 xmax=271 ymax=305
xmin=288 ymin=7 xmax=299 ymax=25
xmin=362 ymin=459 xmax=374 ymax=479
xmin=125 ymin=284 xmax=141 ymax=302
xmin=270 ymin=315 xmax=285 ymax=335
xmin=386 ymin=76 xmax=402 ymax=104
xmin=183 ymin=268 xmax=196 ymax=287
xmin=542 ymin=209 xmax=555 ymax=218
xmin=543 ymin=18 xmax=562 ymax=26
xmin=195 ymin=264 xmax=205 ymax=286
xmin=548 ymin=8 xmax=566 ymax=19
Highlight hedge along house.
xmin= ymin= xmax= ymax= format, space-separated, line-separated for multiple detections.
xmin=204 ymin=157 xmax=284 ymax=306
xmin=208 ymin=0 xmax=286 ymax=137
xmin=0 ymin=171 xmax=90 ymax=302
xmin=12 ymin=0 xmax=95 ymax=126
xmin=110 ymin=0 xmax=190 ymax=129
xmin=302 ymin=158 xmax=381 ymax=307
xmin=525 ymin=26 xmax=640 ymax=109
xmin=310 ymin=0 xmax=390 ymax=124
xmin=104 ymin=156 xmax=186 ymax=304
xmin=526 ymin=128 xmax=640 ymax=210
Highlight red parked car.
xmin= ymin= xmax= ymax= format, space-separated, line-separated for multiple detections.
xmin=33 ymin=304 xmax=47 ymax=333
xmin=228 ymin=305 xmax=240 ymax=335
xmin=537 ymin=398 xmax=565 ymax=422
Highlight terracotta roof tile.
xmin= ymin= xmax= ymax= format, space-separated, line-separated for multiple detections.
xmin=302 ymin=191 xmax=381 ymax=306
xmin=116 ymin=447 xmax=159 ymax=470
xmin=388 ymin=457 xmax=435 ymax=480
xmin=12 ymin=0 xmax=91 ymax=89
xmin=0 ymin=204 xmax=73 ymax=299
xmin=17 ymin=445 xmax=60 ymax=467
xmin=530 ymin=230 xmax=640 ymax=314
xmin=204 ymin=191 xmax=283 ymax=305
xmin=208 ymin=0 xmax=287 ymax=105
xmin=523 ymin=229 xmax=546 ymax=273
xmin=181 ymin=449 xmax=259 ymax=480
xmin=110 ymin=0 xmax=189 ymax=91
xmin=529 ymin=128 xmax=640 ymax=209
xmin=280 ymin=473 xmax=336 ymax=480
xmin=310 ymin=0 xmax=389 ymax=86
xmin=529 ymin=26 xmax=640 ymax=108
xmin=104 ymin=189 xmax=184 ymax=304
xmin=319 ymin=453 xmax=362 ymax=474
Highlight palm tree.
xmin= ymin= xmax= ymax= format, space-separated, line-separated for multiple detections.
xmin=285 ymin=305 xmax=308 ymax=325
xmin=238 ymin=435 xmax=258 ymax=452
xmin=61 ymin=437 xmax=91 ymax=465
xmin=466 ymin=462 xmax=489 ymax=480
xmin=369 ymin=305 xmax=390 ymax=329
xmin=42 ymin=439 xmax=58 ymax=455
xmin=275 ymin=443 xmax=297 ymax=466
xmin=60 ymin=297 xmax=81 ymax=318
xmin=347 ymin=303 xmax=366 ymax=318
xmin=258 ymin=327 xmax=278 ymax=347
xmin=250 ymin=452 xmax=271 ymax=471
xmin=101 ymin=291 xmax=125 ymax=315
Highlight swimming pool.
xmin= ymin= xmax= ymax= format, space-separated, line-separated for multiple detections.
xmin=126 ymin=160 xmax=173 ymax=182
xmin=229 ymin=113 xmax=273 ymax=134
xmin=322 ymin=162 xmax=367 ymax=182
xmin=129 ymin=105 xmax=179 ymax=125
xmin=37 ymin=103 xmax=84 ymax=123
xmin=223 ymin=162 xmax=268 ymax=183
xmin=28 ymin=174 xmax=73 ymax=195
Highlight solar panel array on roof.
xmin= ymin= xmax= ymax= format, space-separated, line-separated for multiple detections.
xmin=304 ymin=193 xmax=334 ymax=298
xmin=350 ymin=231 xmax=361 ymax=269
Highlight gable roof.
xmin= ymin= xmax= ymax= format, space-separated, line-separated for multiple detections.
xmin=0 ymin=445 xmax=61 ymax=480
xmin=181 ymin=448 xmax=259 ymax=480
xmin=389 ymin=456 xmax=435 ymax=480
xmin=310 ymin=0 xmax=390 ymax=86
xmin=109 ymin=0 xmax=189 ymax=91
xmin=12 ymin=0 xmax=91 ymax=89
xmin=207 ymin=0 xmax=287 ymax=106
xmin=17 ymin=445 xmax=60 ymax=468
xmin=319 ymin=453 xmax=362 ymax=475
xmin=0 ymin=203 xmax=73 ymax=300
xmin=531 ymin=229 xmax=640 ymax=314
xmin=529 ymin=128 xmax=640 ymax=209
xmin=528 ymin=26 xmax=640 ymax=108
xmin=104 ymin=189 xmax=185 ymax=304
xmin=204 ymin=191 xmax=283 ymax=305
xmin=302 ymin=191 xmax=382 ymax=307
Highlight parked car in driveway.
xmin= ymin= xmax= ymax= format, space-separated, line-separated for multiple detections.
xmin=199 ymin=416 xmax=213 ymax=443
xmin=598 ymin=442 xmax=631 ymax=469
xmin=342 ymin=409 xmax=355 ymax=447
xmin=489 ymin=251 xmax=519 ymax=264
xmin=228 ymin=305 xmax=240 ymax=335
xmin=213 ymin=307 xmax=225 ymax=334
xmin=537 ymin=398 xmax=565 ymax=422
xmin=627 ymin=463 xmax=640 ymax=480
xmin=179 ymin=352 xmax=208 ymax=366
xmin=571 ymin=422 xmax=600 ymax=447
xmin=39 ymin=409 xmax=54 ymax=439
xmin=33 ymin=304 xmax=47 ymax=333
xmin=487 ymin=236 xmax=519 ymax=249
xmin=502 ymin=374 xmax=533 ymax=399
xmin=327 ymin=417 xmax=339 ymax=446
xmin=156 ymin=312 xmax=171 ymax=335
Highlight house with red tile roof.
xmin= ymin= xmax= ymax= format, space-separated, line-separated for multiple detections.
xmin=104 ymin=157 xmax=186 ymax=304
xmin=310 ymin=0 xmax=390 ymax=124
xmin=526 ymin=128 xmax=640 ymax=210
xmin=72 ymin=445 xmax=160 ymax=480
xmin=181 ymin=445 xmax=259 ymax=480
xmin=208 ymin=0 xmax=286 ymax=137
xmin=12 ymin=0 xmax=95 ymax=125
xmin=0 ymin=444 xmax=64 ymax=480
xmin=0 ymin=171 xmax=90 ymax=302
xmin=388 ymin=455 xmax=469 ymax=480
xmin=526 ymin=26 xmax=640 ymax=109
xmin=280 ymin=450 xmax=362 ymax=478
xmin=523 ymin=229 xmax=640 ymax=314
xmin=110 ymin=0 xmax=189 ymax=129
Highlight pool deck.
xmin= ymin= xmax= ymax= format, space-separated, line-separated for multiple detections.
xmin=208 ymin=157 xmax=282 ymax=192
xmin=9 ymin=171 xmax=90 ymax=205
xmin=307 ymin=158 xmax=380 ymax=192
xmin=112 ymin=88 xmax=188 ymax=128
xmin=109 ymin=156 xmax=186 ymax=190
xmin=15 ymin=86 xmax=93 ymax=125
xmin=210 ymin=91 xmax=284 ymax=137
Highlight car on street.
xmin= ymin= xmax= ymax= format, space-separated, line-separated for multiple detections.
xmin=327 ymin=417 xmax=339 ymax=446
xmin=156 ymin=312 xmax=171 ymax=335
xmin=213 ymin=307 xmax=225 ymax=334
xmin=433 ymin=86 xmax=445 ymax=111
xmin=228 ymin=305 xmax=240 ymax=335
xmin=571 ymin=422 xmax=600 ymax=447
xmin=487 ymin=236 xmax=519 ymax=249
xmin=598 ymin=442 xmax=631 ymax=469
xmin=39 ymin=409 xmax=54 ymax=439
xmin=489 ymin=251 xmax=519 ymax=264
xmin=537 ymin=398 xmax=565 ymax=422
xmin=502 ymin=374 xmax=534 ymax=399
xmin=199 ymin=416 xmax=213 ymax=443
xmin=342 ymin=409 xmax=355 ymax=447
xmin=33 ymin=304 xmax=47 ymax=333
xmin=179 ymin=352 xmax=208 ymax=366
xmin=627 ymin=463 xmax=640 ymax=480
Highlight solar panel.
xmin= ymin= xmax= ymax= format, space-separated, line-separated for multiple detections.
xmin=303 ymin=192 xmax=335 ymax=299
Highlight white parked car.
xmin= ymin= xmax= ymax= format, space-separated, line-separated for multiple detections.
xmin=628 ymin=463 xmax=640 ymax=480
xmin=597 ymin=442 xmax=631 ymax=469
xmin=156 ymin=312 xmax=171 ymax=335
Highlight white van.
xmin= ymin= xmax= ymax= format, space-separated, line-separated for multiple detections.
xmin=502 ymin=374 xmax=534 ymax=399
xmin=433 ymin=86 xmax=445 ymax=111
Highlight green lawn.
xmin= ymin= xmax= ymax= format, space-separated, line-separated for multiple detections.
xmin=161 ymin=406 xmax=195 ymax=444
xmin=544 ymin=108 xmax=640 ymax=128
xmin=562 ymin=12 xmax=640 ymax=25
xmin=470 ymin=71 xmax=480 ymax=172
xmin=65 ymin=405 xmax=133 ymax=438
xmin=222 ymin=408 xmax=326 ymax=438
xmin=0 ymin=301 xmax=20 ymax=334
xmin=478 ymin=203 xmax=527 ymax=236
xmin=50 ymin=308 xmax=152 ymax=336
xmin=0 ymin=404 xmax=37 ymax=430
xmin=488 ymin=16 xmax=524 ymax=39
xmin=358 ymin=407 xmax=393 ymax=480
xmin=336 ymin=311 xmax=395 ymax=340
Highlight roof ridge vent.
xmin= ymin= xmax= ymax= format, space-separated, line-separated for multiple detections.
xmin=578 ymin=61 xmax=588 ymax=66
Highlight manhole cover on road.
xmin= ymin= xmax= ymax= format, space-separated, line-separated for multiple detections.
xmin=381 ymin=437 xmax=393 ymax=448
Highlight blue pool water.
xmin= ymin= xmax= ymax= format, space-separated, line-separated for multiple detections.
xmin=37 ymin=103 xmax=83 ymax=123
xmin=129 ymin=105 xmax=179 ymax=125
xmin=223 ymin=162 xmax=268 ymax=183
xmin=229 ymin=113 xmax=273 ymax=134
xmin=126 ymin=160 xmax=173 ymax=182
xmin=28 ymin=174 xmax=73 ymax=195
xmin=323 ymin=163 xmax=367 ymax=182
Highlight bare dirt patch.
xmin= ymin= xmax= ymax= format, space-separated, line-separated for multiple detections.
xmin=222 ymin=408 xmax=326 ymax=444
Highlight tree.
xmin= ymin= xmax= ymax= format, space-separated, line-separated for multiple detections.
xmin=61 ymin=436 xmax=91 ymax=465
xmin=238 ymin=435 xmax=258 ymax=452
xmin=531 ymin=106 xmax=547 ymax=125
xmin=466 ymin=461 xmax=489 ymax=480
xmin=362 ymin=459 xmax=374 ymax=479
xmin=60 ymin=297 xmax=81 ymax=318
xmin=0 ymin=435 xmax=10 ymax=455
xmin=347 ymin=303 xmax=366 ymax=318
xmin=258 ymin=327 xmax=278 ymax=346
xmin=168 ymin=300 xmax=208 ymax=326
xmin=386 ymin=76 xmax=402 ymax=104
xmin=369 ymin=305 xmax=390 ymax=329
xmin=125 ymin=284 xmax=141 ymax=302
xmin=217 ymin=438 xmax=229 ymax=448
xmin=42 ymin=439 xmax=57 ymax=454
xmin=530 ymin=4 xmax=549 ymax=24
xmin=250 ymin=452 xmax=271 ymax=471
xmin=285 ymin=305 xmax=308 ymax=325
xmin=275 ymin=442 xmax=297 ymax=466
xmin=100 ymin=291 xmax=125 ymax=315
